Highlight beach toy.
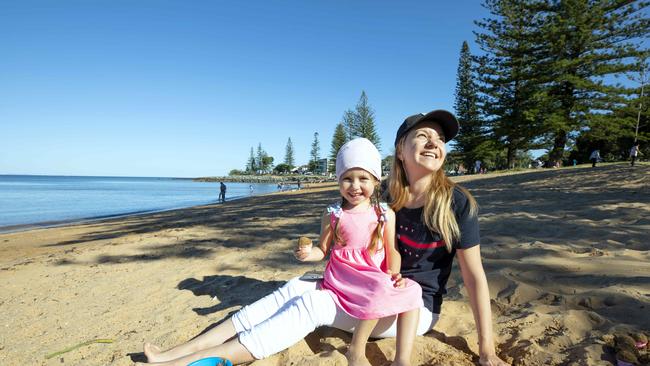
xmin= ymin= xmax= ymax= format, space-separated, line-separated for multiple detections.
xmin=187 ymin=357 xmax=233 ymax=366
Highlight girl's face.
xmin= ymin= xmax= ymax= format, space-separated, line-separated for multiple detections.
xmin=398 ymin=121 xmax=447 ymax=176
xmin=339 ymin=168 xmax=377 ymax=207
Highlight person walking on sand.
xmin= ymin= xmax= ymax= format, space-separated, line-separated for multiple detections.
xmin=219 ymin=182 xmax=226 ymax=203
xmin=589 ymin=149 xmax=601 ymax=167
xmin=630 ymin=143 xmax=642 ymax=167
xmin=138 ymin=109 xmax=509 ymax=366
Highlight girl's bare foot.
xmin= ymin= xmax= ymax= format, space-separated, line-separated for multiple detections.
xmin=143 ymin=343 xmax=167 ymax=362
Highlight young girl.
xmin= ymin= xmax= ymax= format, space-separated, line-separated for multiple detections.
xmin=138 ymin=137 xmax=423 ymax=366
xmin=295 ymin=137 xmax=422 ymax=366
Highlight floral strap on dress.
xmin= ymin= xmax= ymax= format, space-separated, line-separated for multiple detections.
xmin=327 ymin=202 xmax=343 ymax=229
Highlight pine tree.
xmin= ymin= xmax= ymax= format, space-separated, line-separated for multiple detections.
xmin=342 ymin=109 xmax=357 ymax=140
xmin=330 ymin=122 xmax=347 ymax=172
xmin=354 ymin=91 xmax=381 ymax=150
xmin=453 ymin=41 xmax=485 ymax=170
xmin=246 ymin=147 xmax=255 ymax=173
xmin=540 ymin=0 xmax=649 ymax=164
xmin=475 ymin=0 xmax=549 ymax=168
xmin=309 ymin=132 xmax=321 ymax=172
xmin=284 ymin=137 xmax=295 ymax=169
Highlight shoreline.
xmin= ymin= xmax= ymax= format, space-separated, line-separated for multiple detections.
xmin=0 ymin=181 xmax=336 ymax=236
xmin=0 ymin=193 xmax=259 ymax=235
xmin=0 ymin=164 xmax=628 ymax=236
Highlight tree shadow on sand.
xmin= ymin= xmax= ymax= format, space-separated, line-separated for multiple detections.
xmin=177 ymin=274 xmax=286 ymax=316
xmin=49 ymin=189 xmax=338 ymax=268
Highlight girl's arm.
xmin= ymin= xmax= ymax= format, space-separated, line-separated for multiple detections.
xmin=294 ymin=209 xmax=333 ymax=262
xmin=383 ymin=209 xmax=400 ymax=275
xmin=457 ymin=245 xmax=509 ymax=366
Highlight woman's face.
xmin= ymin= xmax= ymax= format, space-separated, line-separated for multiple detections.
xmin=397 ymin=121 xmax=447 ymax=177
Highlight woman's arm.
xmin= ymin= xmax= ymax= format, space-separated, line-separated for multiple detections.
xmin=294 ymin=209 xmax=332 ymax=262
xmin=383 ymin=209 xmax=401 ymax=275
xmin=457 ymin=245 xmax=509 ymax=366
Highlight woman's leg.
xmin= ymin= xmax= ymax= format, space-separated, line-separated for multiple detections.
xmin=232 ymin=277 xmax=318 ymax=332
xmin=238 ymin=288 xmax=339 ymax=359
xmin=346 ymin=319 xmax=379 ymax=366
xmin=144 ymin=277 xmax=318 ymax=362
xmin=392 ymin=308 xmax=420 ymax=366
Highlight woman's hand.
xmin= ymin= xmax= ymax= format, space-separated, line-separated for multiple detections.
xmin=479 ymin=353 xmax=509 ymax=366
xmin=387 ymin=270 xmax=406 ymax=288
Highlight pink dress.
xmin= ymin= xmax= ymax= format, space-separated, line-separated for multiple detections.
xmin=320 ymin=203 xmax=423 ymax=319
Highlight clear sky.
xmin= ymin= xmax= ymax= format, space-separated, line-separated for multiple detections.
xmin=1 ymin=1 xmax=494 ymax=177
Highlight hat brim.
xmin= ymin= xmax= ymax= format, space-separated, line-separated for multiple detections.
xmin=414 ymin=110 xmax=459 ymax=142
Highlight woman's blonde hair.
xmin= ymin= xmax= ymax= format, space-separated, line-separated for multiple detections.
xmin=333 ymin=179 xmax=384 ymax=254
xmin=388 ymin=136 xmax=477 ymax=252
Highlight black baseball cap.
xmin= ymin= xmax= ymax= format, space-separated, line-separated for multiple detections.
xmin=394 ymin=109 xmax=459 ymax=146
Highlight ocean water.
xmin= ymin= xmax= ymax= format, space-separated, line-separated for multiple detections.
xmin=0 ymin=175 xmax=278 ymax=231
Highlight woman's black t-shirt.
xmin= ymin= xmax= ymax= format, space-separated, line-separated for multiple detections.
xmin=395 ymin=186 xmax=480 ymax=314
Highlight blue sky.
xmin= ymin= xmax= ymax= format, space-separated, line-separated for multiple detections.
xmin=3 ymin=1 xmax=494 ymax=177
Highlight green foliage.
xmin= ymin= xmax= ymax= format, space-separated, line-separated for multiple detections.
xmin=274 ymin=163 xmax=291 ymax=174
xmin=330 ymin=123 xmax=347 ymax=172
xmin=284 ymin=137 xmax=295 ymax=169
xmin=340 ymin=91 xmax=381 ymax=150
xmin=537 ymin=0 xmax=650 ymax=162
xmin=453 ymin=41 xmax=487 ymax=169
xmin=475 ymin=0 xmax=548 ymax=168
xmin=381 ymin=155 xmax=394 ymax=174
xmin=229 ymin=169 xmax=248 ymax=176
xmin=246 ymin=147 xmax=255 ymax=173
xmin=309 ymin=132 xmax=321 ymax=168
xmin=473 ymin=0 xmax=649 ymax=167
xmin=354 ymin=91 xmax=381 ymax=150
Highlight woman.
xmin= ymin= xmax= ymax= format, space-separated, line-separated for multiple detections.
xmin=137 ymin=109 xmax=509 ymax=366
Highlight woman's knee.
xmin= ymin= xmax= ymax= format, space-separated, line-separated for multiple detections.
xmin=296 ymin=290 xmax=337 ymax=327
xmin=284 ymin=276 xmax=318 ymax=297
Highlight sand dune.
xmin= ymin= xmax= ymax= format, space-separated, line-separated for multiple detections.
xmin=1 ymin=163 xmax=648 ymax=365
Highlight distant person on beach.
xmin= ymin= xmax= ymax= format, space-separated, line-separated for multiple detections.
xmin=474 ymin=160 xmax=481 ymax=174
xmin=297 ymin=179 xmax=301 ymax=190
xmin=630 ymin=143 xmax=641 ymax=167
xmin=249 ymin=184 xmax=253 ymax=194
xmin=219 ymin=182 xmax=226 ymax=203
xmin=589 ymin=149 xmax=601 ymax=167
xmin=138 ymin=110 xmax=509 ymax=366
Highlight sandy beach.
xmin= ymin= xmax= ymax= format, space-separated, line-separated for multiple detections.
xmin=1 ymin=163 xmax=648 ymax=366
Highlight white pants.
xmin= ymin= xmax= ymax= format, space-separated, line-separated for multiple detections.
xmin=231 ymin=276 xmax=439 ymax=359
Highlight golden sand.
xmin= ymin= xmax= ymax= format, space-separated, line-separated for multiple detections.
xmin=1 ymin=163 xmax=648 ymax=365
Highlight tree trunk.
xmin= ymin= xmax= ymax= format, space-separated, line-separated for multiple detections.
xmin=549 ymin=130 xmax=567 ymax=164
xmin=507 ymin=146 xmax=516 ymax=169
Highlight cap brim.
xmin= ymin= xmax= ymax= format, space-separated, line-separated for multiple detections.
xmin=418 ymin=110 xmax=459 ymax=141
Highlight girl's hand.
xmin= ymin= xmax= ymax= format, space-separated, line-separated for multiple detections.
xmin=294 ymin=237 xmax=313 ymax=261
xmin=387 ymin=270 xmax=406 ymax=288
xmin=294 ymin=246 xmax=312 ymax=261
xmin=479 ymin=353 xmax=509 ymax=366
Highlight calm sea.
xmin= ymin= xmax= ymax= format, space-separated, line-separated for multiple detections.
xmin=0 ymin=175 xmax=278 ymax=232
